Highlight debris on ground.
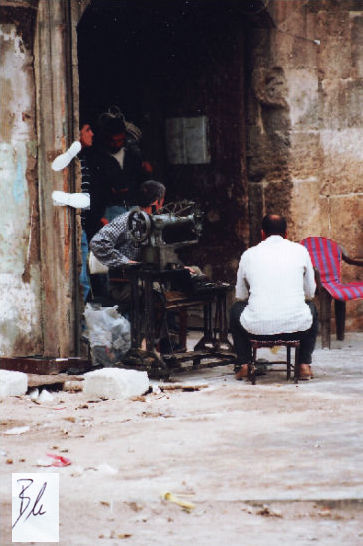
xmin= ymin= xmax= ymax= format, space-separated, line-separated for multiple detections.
xmin=98 ymin=530 xmax=132 ymax=539
xmin=256 ymin=504 xmax=283 ymax=518
xmin=63 ymin=380 xmax=83 ymax=392
xmin=159 ymin=383 xmax=209 ymax=392
xmin=45 ymin=453 xmax=72 ymax=467
xmin=96 ymin=464 xmax=118 ymax=475
xmin=161 ymin=491 xmax=196 ymax=512
xmin=3 ymin=426 xmax=30 ymax=435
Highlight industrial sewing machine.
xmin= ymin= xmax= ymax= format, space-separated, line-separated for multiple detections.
xmin=127 ymin=200 xmax=203 ymax=269
xmin=112 ymin=201 xmax=234 ymax=378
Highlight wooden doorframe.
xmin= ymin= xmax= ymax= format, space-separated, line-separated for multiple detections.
xmin=34 ymin=0 xmax=88 ymax=357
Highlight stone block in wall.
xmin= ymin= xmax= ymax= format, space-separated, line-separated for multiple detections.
xmin=246 ymin=127 xmax=272 ymax=181
xmin=248 ymin=182 xmax=264 ymax=245
xmin=264 ymin=179 xmax=293 ymax=221
xmin=345 ymin=79 xmax=363 ymax=128
xmin=320 ymin=129 xmax=363 ymax=195
xmin=344 ymin=300 xmax=363 ymax=333
xmin=290 ymin=131 xmax=322 ymax=179
xmin=351 ymin=13 xmax=363 ymax=78
xmin=286 ymin=69 xmax=319 ymax=129
xmin=329 ymin=194 xmax=363 ymax=261
xmin=317 ymin=10 xmax=352 ymax=80
xmin=269 ymin=2 xmax=320 ymax=70
xmin=321 ymin=79 xmax=363 ymax=130
xmin=246 ymin=117 xmax=291 ymax=183
xmin=251 ymin=66 xmax=288 ymax=108
xmin=290 ymin=179 xmax=329 ymax=242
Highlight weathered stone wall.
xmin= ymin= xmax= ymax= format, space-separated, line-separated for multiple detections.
xmin=0 ymin=3 xmax=43 ymax=356
xmin=247 ymin=0 xmax=363 ymax=330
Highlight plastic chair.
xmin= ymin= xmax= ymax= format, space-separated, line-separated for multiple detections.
xmin=301 ymin=237 xmax=363 ymax=348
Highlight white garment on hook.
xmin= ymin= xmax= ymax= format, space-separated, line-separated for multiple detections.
xmin=51 ymin=141 xmax=82 ymax=171
xmin=52 ymin=191 xmax=90 ymax=209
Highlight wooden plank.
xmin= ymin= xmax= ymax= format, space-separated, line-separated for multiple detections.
xmin=27 ymin=373 xmax=84 ymax=388
xmin=0 ymin=357 xmax=91 ymax=375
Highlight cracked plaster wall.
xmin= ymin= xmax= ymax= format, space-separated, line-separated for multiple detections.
xmin=0 ymin=21 xmax=42 ymax=355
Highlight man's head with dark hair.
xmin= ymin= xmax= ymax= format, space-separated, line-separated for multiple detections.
xmin=98 ymin=107 xmax=127 ymax=153
xmin=138 ymin=180 xmax=166 ymax=210
xmin=261 ymin=214 xmax=287 ymax=238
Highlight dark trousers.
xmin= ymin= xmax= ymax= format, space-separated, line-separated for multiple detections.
xmin=230 ymin=301 xmax=318 ymax=365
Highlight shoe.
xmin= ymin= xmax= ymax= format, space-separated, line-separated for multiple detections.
xmin=235 ymin=364 xmax=249 ymax=380
xmin=298 ymin=364 xmax=313 ymax=380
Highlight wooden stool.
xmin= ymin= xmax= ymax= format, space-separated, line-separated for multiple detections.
xmin=248 ymin=339 xmax=301 ymax=385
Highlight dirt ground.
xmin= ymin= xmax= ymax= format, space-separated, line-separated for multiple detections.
xmin=1 ymin=333 xmax=363 ymax=545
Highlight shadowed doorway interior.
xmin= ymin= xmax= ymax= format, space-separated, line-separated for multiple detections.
xmin=77 ymin=0 xmax=252 ymax=281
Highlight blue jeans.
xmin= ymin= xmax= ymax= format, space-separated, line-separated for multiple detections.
xmin=80 ymin=230 xmax=90 ymax=302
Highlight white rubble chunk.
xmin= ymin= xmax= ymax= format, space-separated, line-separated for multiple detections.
xmin=28 ymin=388 xmax=39 ymax=400
xmin=83 ymin=368 xmax=149 ymax=400
xmin=38 ymin=389 xmax=54 ymax=402
xmin=0 ymin=370 xmax=27 ymax=398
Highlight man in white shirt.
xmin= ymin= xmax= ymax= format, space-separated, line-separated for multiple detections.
xmin=230 ymin=214 xmax=318 ymax=380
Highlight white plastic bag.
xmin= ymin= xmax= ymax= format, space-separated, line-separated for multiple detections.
xmin=88 ymin=251 xmax=109 ymax=274
xmin=84 ymin=304 xmax=131 ymax=367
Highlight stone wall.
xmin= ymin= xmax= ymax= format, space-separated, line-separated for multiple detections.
xmin=247 ymin=0 xmax=363 ymax=330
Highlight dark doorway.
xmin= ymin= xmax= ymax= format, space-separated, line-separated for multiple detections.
xmin=77 ymin=0 xmax=251 ymax=280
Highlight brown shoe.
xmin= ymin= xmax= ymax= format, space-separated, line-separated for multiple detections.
xmin=299 ymin=364 xmax=313 ymax=380
xmin=235 ymin=364 xmax=249 ymax=380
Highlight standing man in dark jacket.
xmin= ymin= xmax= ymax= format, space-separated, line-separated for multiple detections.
xmin=86 ymin=107 xmax=152 ymax=239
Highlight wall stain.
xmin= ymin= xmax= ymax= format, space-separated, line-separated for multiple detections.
xmin=13 ymin=158 xmax=26 ymax=204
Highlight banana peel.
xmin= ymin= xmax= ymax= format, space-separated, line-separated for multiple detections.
xmin=161 ymin=492 xmax=195 ymax=512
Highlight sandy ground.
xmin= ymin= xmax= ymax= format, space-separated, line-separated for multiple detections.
xmin=1 ymin=332 xmax=363 ymax=545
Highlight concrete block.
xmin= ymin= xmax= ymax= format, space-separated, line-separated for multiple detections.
xmin=0 ymin=370 xmax=28 ymax=398
xmin=83 ymin=368 xmax=149 ymax=400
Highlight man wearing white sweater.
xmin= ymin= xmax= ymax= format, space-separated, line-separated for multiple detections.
xmin=230 ymin=214 xmax=318 ymax=380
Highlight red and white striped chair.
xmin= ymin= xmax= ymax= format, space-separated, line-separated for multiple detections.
xmin=301 ymin=237 xmax=363 ymax=348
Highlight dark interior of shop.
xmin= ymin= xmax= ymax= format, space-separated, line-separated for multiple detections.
xmin=77 ymin=0 xmax=268 ymax=278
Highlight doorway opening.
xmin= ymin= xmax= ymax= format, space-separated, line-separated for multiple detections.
xmin=77 ymin=0 xmax=252 ymax=280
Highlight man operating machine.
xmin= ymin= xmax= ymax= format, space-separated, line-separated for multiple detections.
xmin=90 ymin=180 xmax=233 ymax=377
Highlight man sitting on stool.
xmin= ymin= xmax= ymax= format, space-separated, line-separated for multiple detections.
xmin=230 ymin=214 xmax=318 ymax=380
